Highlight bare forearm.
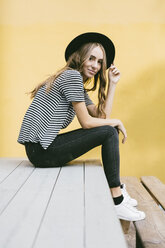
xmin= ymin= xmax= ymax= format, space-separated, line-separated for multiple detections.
xmin=84 ymin=116 xmax=127 ymax=144
xmin=72 ymin=101 xmax=127 ymax=143
xmin=84 ymin=116 xmax=119 ymax=129
xmin=104 ymin=82 xmax=116 ymax=118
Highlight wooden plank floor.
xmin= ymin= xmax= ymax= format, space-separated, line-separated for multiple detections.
xmin=122 ymin=177 xmax=165 ymax=248
xmin=0 ymin=158 xmax=127 ymax=248
xmin=141 ymin=176 xmax=165 ymax=210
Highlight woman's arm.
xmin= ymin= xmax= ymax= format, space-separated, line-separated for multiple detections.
xmin=104 ymin=82 xmax=117 ymax=118
xmin=104 ymin=64 xmax=121 ymax=118
xmin=86 ymin=104 xmax=98 ymax=117
xmin=72 ymin=101 xmax=127 ymax=144
xmin=86 ymin=64 xmax=120 ymax=118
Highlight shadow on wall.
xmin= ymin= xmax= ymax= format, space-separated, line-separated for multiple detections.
xmin=117 ymin=62 xmax=165 ymax=181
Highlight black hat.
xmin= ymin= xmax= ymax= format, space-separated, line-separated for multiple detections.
xmin=65 ymin=32 xmax=115 ymax=69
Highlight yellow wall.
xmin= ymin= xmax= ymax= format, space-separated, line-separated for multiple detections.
xmin=0 ymin=0 xmax=165 ymax=182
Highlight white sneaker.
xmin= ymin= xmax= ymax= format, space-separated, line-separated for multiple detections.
xmin=115 ymin=197 xmax=145 ymax=221
xmin=121 ymin=183 xmax=138 ymax=207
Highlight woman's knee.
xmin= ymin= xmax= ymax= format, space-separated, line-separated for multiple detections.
xmin=101 ymin=125 xmax=119 ymax=138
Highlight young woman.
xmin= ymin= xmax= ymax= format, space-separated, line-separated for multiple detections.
xmin=17 ymin=32 xmax=145 ymax=221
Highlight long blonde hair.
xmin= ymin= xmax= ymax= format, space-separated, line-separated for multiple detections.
xmin=27 ymin=42 xmax=107 ymax=118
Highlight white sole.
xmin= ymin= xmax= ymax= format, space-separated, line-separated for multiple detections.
xmin=117 ymin=214 xmax=145 ymax=221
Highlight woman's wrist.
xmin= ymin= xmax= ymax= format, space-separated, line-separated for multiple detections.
xmin=109 ymin=80 xmax=117 ymax=86
xmin=107 ymin=81 xmax=117 ymax=93
xmin=108 ymin=77 xmax=117 ymax=85
xmin=107 ymin=118 xmax=121 ymax=127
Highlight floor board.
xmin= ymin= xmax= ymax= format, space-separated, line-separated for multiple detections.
xmin=0 ymin=158 xmax=127 ymax=248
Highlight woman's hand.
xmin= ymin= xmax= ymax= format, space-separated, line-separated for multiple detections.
xmin=116 ymin=120 xmax=127 ymax=144
xmin=108 ymin=64 xmax=121 ymax=84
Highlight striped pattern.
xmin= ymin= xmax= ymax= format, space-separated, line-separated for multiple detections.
xmin=17 ymin=70 xmax=93 ymax=150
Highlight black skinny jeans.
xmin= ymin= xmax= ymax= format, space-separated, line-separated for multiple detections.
xmin=25 ymin=125 xmax=121 ymax=188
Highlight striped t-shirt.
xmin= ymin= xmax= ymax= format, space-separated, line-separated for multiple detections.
xmin=17 ymin=69 xmax=94 ymax=150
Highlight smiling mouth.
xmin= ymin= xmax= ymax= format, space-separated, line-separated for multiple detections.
xmin=88 ymin=70 xmax=96 ymax=75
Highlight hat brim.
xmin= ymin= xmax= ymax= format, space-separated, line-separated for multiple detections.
xmin=65 ymin=32 xmax=115 ymax=69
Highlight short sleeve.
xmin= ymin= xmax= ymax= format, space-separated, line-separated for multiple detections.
xmin=84 ymin=90 xmax=94 ymax=106
xmin=58 ymin=70 xmax=85 ymax=102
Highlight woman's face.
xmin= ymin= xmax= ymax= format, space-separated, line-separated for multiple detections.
xmin=82 ymin=46 xmax=103 ymax=81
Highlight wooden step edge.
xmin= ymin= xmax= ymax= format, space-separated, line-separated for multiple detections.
xmin=67 ymin=159 xmax=102 ymax=166
xmin=141 ymin=176 xmax=165 ymax=211
xmin=120 ymin=220 xmax=131 ymax=234
xmin=122 ymin=176 xmax=165 ymax=247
